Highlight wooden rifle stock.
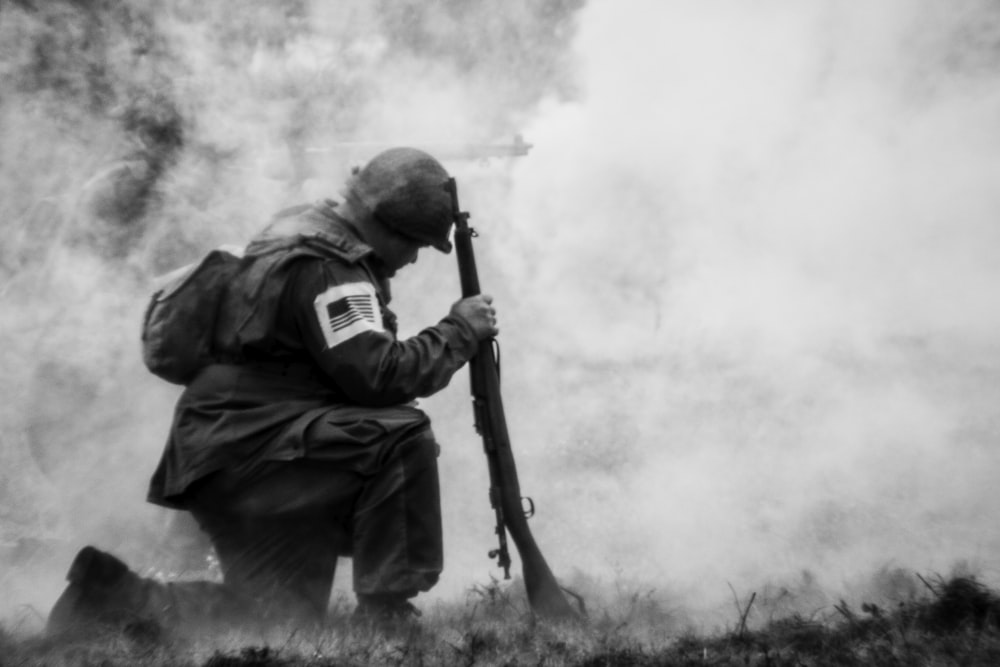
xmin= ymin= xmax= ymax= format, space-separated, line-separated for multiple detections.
xmin=446 ymin=178 xmax=579 ymax=621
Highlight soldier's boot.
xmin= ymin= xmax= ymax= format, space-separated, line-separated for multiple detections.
xmin=47 ymin=546 xmax=171 ymax=639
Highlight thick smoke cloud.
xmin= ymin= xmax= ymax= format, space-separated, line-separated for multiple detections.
xmin=0 ymin=0 xmax=584 ymax=627
xmin=489 ymin=0 xmax=1000 ymax=624
xmin=2 ymin=0 xmax=999 ymax=632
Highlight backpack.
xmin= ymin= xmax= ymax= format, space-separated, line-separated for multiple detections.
xmin=141 ymin=245 xmax=244 ymax=385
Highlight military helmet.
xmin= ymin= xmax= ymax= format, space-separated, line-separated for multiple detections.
xmin=348 ymin=147 xmax=453 ymax=253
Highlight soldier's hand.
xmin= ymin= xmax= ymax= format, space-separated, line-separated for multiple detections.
xmin=450 ymin=294 xmax=498 ymax=340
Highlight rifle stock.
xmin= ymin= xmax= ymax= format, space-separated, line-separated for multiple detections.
xmin=446 ymin=178 xmax=579 ymax=621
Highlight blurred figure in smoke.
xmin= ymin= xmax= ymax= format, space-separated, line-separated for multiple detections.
xmin=47 ymin=148 xmax=499 ymax=636
xmin=73 ymin=93 xmax=184 ymax=261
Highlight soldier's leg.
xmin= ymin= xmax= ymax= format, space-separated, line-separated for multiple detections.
xmin=48 ymin=462 xmax=363 ymax=637
xmin=351 ymin=428 xmax=443 ymax=600
xmin=47 ymin=546 xmax=252 ymax=638
xmin=186 ymin=461 xmax=360 ymax=624
xmin=300 ymin=404 xmax=443 ymax=610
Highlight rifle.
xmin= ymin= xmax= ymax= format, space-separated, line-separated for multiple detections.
xmin=306 ymin=135 xmax=533 ymax=163
xmin=446 ymin=177 xmax=580 ymax=621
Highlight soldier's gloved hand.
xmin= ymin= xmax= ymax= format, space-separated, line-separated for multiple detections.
xmin=450 ymin=294 xmax=498 ymax=340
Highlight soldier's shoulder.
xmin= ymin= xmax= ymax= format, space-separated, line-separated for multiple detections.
xmin=248 ymin=202 xmax=373 ymax=265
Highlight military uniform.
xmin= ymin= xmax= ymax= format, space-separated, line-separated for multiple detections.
xmin=62 ymin=201 xmax=473 ymax=633
xmin=149 ymin=200 xmax=477 ymax=623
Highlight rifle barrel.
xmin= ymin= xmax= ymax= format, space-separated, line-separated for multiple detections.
xmin=305 ymin=135 xmax=533 ymax=161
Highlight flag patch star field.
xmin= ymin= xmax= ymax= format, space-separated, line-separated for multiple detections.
xmin=313 ymin=282 xmax=383 ymax=348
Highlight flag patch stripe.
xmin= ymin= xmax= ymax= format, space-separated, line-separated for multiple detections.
xmin=313 ymin=282 xmax=383 ymax=348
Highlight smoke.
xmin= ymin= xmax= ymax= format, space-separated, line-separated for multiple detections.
xmin=468 ymin=0 xmax=1000 ymax=624
xmin=2 ymin=0 xmax=1000 ymax=633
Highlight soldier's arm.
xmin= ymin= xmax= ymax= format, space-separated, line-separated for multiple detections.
xmin=290 ymin=259 xmax=480 ymax=406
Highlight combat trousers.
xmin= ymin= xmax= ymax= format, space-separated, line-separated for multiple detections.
xmin=146 ymin=423 xmax=443 ymax=630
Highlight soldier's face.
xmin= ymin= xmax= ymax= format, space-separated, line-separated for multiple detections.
xmin=370 ymin=221 xmax=424 ymax=275
xmin=384 ymin=238 xmax=421 ymax=273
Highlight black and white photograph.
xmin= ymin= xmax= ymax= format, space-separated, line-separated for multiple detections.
xmin=1 ymin=1 xmax=999 ymax=664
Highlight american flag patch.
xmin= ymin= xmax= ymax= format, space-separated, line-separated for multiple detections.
xmin=313 ymin=282 xmax=383 ymax=348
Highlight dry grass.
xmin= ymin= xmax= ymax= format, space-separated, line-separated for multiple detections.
xmin=4 ymin=575 xmax=1000 ymax=666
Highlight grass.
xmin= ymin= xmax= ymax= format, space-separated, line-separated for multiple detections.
xmin=4 ymin=574 xmax=1000 ymax=666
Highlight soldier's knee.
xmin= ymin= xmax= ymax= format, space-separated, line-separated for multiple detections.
xmin=401 ymin=429 xmax=440 ymax=470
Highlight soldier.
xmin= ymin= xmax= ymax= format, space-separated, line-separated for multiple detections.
xmin=48 ymin=148 xmax=498 ymax=636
